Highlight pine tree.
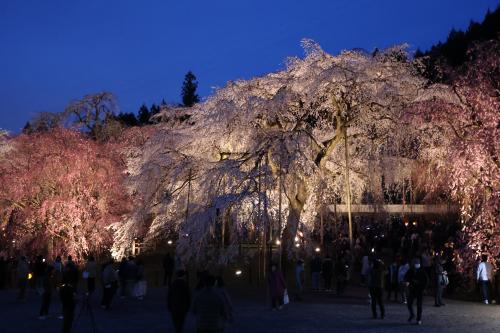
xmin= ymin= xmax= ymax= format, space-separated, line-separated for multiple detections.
xmin=138 ymin=104 xmax=150 ymax=125
xmin=181 ymin=71 xmax=200 ymax=107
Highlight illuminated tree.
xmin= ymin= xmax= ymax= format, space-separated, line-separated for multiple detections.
xmin=113 ymin=41 xmax=444 ymax=264
xmin=411 ymin=40 xmax=500 ymax=273
xmin=0 ymin=128 xmax=132 ymax=259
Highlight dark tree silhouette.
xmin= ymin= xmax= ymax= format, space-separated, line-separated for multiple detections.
xmin=138 ymin=103 xmax=150 ymax=125
xmin=116 ymin=112 xmax=139 ymax=127
xmin=181 ymin=71 xmax=200 ymax=107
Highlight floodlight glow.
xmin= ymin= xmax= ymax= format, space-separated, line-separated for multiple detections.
xmin=315 ymin=247 xmax=321 ymax=252
xmin=235 ymin=270 xmax=242 ymax=276
xmin=294 ymin=236 xmax=299 ymax=242
xmin=276 ymin=239 xmax=281 ymax=245
xmin=295 ymin=243 xmax=300 ymax=248
xmin=167 ymin=240 xmax=173 ymax=245
xmin=28 ymin=273 xmax=33 ymax=280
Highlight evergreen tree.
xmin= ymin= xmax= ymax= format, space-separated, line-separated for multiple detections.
xmin=116 ymin=112 xmax=139 ymax=127
xmin=138 ymin=103 xmax=150 ymax=125
xmin=181 ymin=71 xmax=200 ymax=107
xmin=150 ymin=104 xmax=160 ymax=117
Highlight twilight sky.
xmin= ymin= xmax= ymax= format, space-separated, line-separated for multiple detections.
xmin=0 ymin=0 xmax=498 ymax=132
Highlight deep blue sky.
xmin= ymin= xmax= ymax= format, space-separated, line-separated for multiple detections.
xmin=1 ymin=0 xmax=498 ymax=132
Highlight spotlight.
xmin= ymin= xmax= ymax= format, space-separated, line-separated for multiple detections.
xmin=315 ymin=247 xmax=321 ymax=253
xmin=167 ymin=240 xmax=173 ymax=245
xmin=235 ymin=270 xmax=242 ymax=276
xmin=295 ymin=243 xmax=300 ymax=248
xmin=294 ymin=236 xmax=299 ymax=242
xmin=276 ymin=239 xmax=281 ymax=245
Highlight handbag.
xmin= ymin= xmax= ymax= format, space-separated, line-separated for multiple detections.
xmin=283 ymin=289 xmax=289 ymax=305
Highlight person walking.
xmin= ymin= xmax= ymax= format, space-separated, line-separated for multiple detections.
xmin=477 ymin=254 xmax=493 ymax=304
xmin=101 ymin=260 xmax=118 ymax=310
xmin=193 ymin=274 xmax=227 ymax=333
xmin=322 ymin=255 xmax=334 ymax=292
xmin=163 ymin=253 xmax=175 ymax=287
xmin=405 ymin=259 xmax=428 ymax=325
xmin=434 ymin=254 xmax=446 ymax=307
xmin=367 ymin=258 xmax=385 ymax=319
xmin=167 ymin=270 xmax=191 ymax=333
xmin=83 ymin=255 xmax=97 ymax=295
xmin=17 ymin=256 xmax=30 ymax=300
xmin=39 ymin=265 xmax=55 ymax=319
xmin=311 ymin=255 xmax=322 ymax=291
xmin=215 ymin=276 xmax=233 ymax=325
xmin=268 ymin=263 xmax=286 ymax=310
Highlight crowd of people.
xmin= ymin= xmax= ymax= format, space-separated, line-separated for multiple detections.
xmin=0 ymin=217 xmax=497 ymax=332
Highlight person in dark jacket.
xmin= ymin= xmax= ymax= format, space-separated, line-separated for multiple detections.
xmin=38 ymin=265 xmax=54 ymax=319
xmin=434 ymin=254 xmax=446 ymax=307
xmin=193 ymin=274 xmax=227 ymax=332
xmin=322 ymin=255 xmax=334 ymax=292
xmin=367 ymin=258 xmax=386 ymax=319
xmin=64 ymin=256 xmax=79 ymax=291
xmin=168 ymin=270 xmax=191 ymax=333
xmin=386 ymin=257 xmax=399 ymax=301
xmin=118 ymin=257 xmax=127 ymax=297
xmin=311 ymin=255 xmax=322 ymax=291
xmin=268 ymin=263 xmax=286 ymax=310
xmin=404 ymin=258 xmax=428 ymax=325
xmin=101 ymin=260 xmax=118 ymax=310
xmin=163 ymin=253 xmax=175 ymax=286
xmin=60 ymin=275 xmax=76 ymax=333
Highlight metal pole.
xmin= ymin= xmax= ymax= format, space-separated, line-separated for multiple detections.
xmin=343 ymin=127 xmax=353 ymax=251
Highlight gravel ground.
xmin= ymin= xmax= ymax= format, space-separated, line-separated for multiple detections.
xmin=0 ymin=287 xmax=498 ymax=333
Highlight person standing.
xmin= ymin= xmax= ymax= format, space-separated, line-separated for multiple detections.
xmin=322 ymin=255 xmax=334 ymax=292
xmin=295 ymin=259 xmax=305 ymax=301
xmin=0 ymin=256 xmax=7 ymax=289
xmin=84 ymin=255 xmax=97 ymax=295
xmin=34 ymin=255 xmax=47 ymax=295
xmin=39 ymin=265 xmax=54 ymax=319
xmin=268 ymin=263 xmax=286 ymax=310
xmin=405 ymin=259 xmax=428 ymax=325
xmin=163 ymin=253 xmax=175 ymax=287
xmin=101 ymin=260 xmax=118 ymax=310
xmin=118 ymin=257 xmax=127 ymax=298
xmin=477 ymin=254 xmax=493 ymax=304
xmin=398 ymin=259 xmax=410 ymax=304
xmin=59 ymin=275 xmax=76 ymax=333
xmin=17 ymin=256 xmax=30 ymax=300
xmin=53 ymin=256 xmax=63 ymax=288
xmin=193 ymin=275 xmax=227 ymax=332
xmin=367 ymin=259 xmax=385 ymax=319
xmin=386 ymin=257 xmax=399 ymax=301
xmin=64 ymin=256 xmax=79 ymax=291
xmin=168 ymin=270 xmax=191 ymax=333
xmin=311 ymin=255 xmax=322 ymax=291
xmin=434 ymin=254 xmax=446 ymax=307
xmin=215 ymin=276 xmax=233 ymax=324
